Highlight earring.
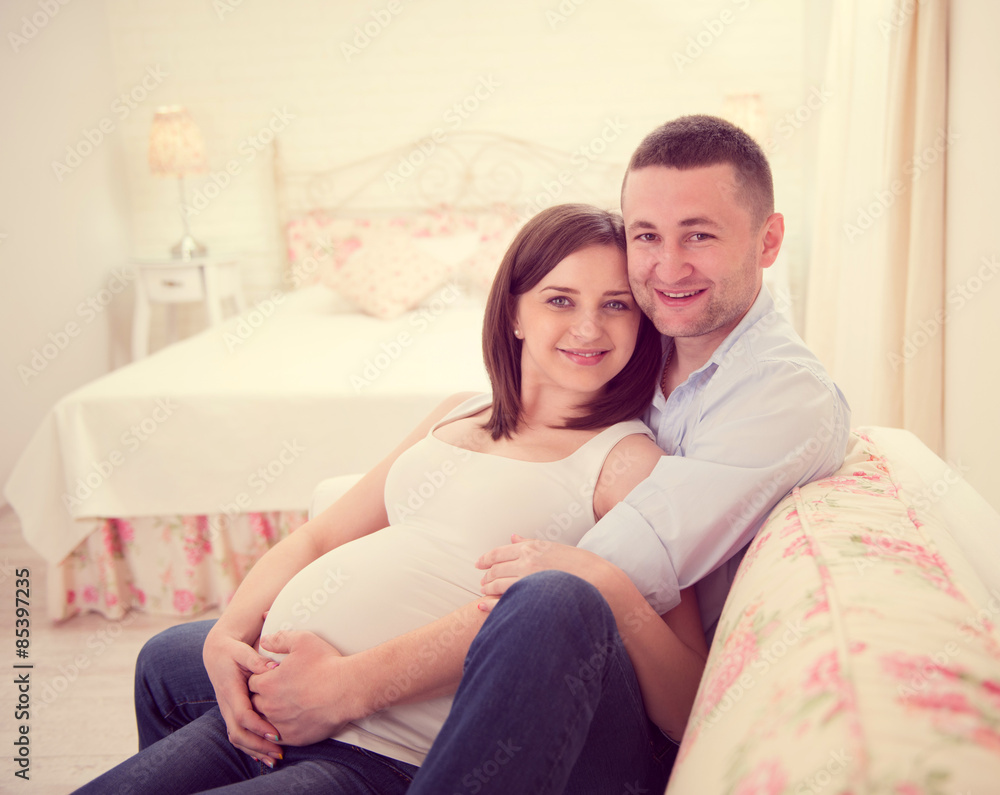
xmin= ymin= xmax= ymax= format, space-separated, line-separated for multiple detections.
xmin=513 ymin=329 xmax=522 ymax=338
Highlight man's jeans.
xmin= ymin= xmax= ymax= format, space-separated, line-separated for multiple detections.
xmin=129 ymin=572 xmax=675 ymax=793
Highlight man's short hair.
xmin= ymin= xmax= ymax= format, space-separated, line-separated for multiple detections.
xmin=625 ymin=115 xmax=774 ymax=229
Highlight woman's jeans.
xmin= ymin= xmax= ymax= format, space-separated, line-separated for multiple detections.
xmin=123 ymin=572 xmax=675 ymax=794
xmin=76 ymin=707 xmax=419 ymax=794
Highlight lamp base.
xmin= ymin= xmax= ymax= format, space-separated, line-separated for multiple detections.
xmin=171 ymin=234 xmax=208 ymax=261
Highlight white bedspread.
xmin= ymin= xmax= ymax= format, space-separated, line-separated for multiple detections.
xmin=6 ymin=286 xmax=490 ymax=565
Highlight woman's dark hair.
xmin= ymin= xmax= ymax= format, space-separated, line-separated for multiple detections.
xmin=482 ymin=203 xmax=662 ymax=440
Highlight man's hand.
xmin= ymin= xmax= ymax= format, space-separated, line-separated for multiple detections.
xmin=203 ymin=630 xmax=283 ymax=764
xmin=250 ymin=630 xmax=367 ymax=747
xmin=476 ymin=534 xmax=609 ymax=607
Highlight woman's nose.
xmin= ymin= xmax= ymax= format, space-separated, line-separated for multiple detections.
xmin=570 ymin=311 xmax=602 ymax=342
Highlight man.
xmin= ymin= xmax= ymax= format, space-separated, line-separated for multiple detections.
xmin=135 ymin=115 xmax=850 ymax=792
xmin=405 ymin=115 xmax=850 ymax=792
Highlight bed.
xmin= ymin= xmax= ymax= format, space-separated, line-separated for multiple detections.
xmin=5 ymin=131 xmax=629 ymax=621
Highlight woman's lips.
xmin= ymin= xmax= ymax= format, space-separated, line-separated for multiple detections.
xmin=559 ymin=349 xmax=609 ymax=366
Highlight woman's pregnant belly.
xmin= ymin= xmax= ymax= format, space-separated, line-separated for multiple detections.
xmin=259 ymin=526 xmax=480 ymax=662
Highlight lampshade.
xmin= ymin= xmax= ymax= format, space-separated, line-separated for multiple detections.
xmin=148 ymin=106 xmax=207 ymax=177
xmin=721 ymin=93 xmax=768 ymax=144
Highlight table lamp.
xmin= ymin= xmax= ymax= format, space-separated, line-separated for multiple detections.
xmin=148 ymin=105 xmax=208 ymax=260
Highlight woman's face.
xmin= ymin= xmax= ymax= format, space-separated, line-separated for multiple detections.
xmin=514 ymin=243 xmax=640 ymax=401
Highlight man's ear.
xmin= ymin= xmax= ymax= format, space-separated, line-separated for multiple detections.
xmin=758 ymin=212 xmax=784 ymax=269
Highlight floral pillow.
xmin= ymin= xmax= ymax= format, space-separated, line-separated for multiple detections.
xmin=459 ymin=209 xmax=520 ymax=295
xmin=284 ymin=207 xmax=519 ymax=316
xmin=285 ymin=213 xmax=358 ymax=279
xmin=328 ymin=232 xmax=457 ymax=320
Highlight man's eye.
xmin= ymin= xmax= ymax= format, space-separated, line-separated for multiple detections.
xmin=690 ymin=233 xmax=713 ymax=242
xmin=636 ymin=233 xmax=657 ymax=242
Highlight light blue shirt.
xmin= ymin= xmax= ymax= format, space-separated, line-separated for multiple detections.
xmin=577 ymin=284 xmax=851 ymax=637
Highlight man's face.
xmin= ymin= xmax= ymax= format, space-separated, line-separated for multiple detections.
xmin=622 ymin=163 xmax=769 ymax=351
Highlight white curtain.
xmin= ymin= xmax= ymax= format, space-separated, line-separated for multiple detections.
xmin=804 ymin=0 xmax=948 ymax=454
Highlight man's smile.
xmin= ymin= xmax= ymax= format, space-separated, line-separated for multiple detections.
xmin=655 ymin=287 xmax=708 ymax=306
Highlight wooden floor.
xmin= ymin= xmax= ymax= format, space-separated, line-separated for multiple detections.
xmin=0 ymin=505 xmax=219 ymax=794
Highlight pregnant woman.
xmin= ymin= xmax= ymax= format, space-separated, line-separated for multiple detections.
xmin=75 ymin=203 xmax=708 ymax=794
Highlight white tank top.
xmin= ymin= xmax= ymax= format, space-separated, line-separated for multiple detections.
xmin=260 ymin=393 xmax=653 ymax=765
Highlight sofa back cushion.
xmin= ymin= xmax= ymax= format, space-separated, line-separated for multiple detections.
xmin=667 ymin=430 xmax=1000 ymax=793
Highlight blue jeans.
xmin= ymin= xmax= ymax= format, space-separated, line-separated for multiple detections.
xmin=133 ymin=618 xmax=220 ymax=749
xmin=409 ymin=571 xmax=675 ymax=794
xmin=129 ymin=572 xmax=674 ymax=794
xmin=74 ymin=707 xmax=418 ymax=794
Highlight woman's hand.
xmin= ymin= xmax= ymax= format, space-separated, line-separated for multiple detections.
xmin=476 ymin=534 xmax=610 ymax=609
xmin=203 ymin=628 xmax=283 ymax=765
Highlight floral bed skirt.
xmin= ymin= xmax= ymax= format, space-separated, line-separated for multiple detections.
xmin=49 ymin=511 xmax=309 ymax=622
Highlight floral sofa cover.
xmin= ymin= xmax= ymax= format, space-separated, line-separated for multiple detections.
xmin=667 ymin=430 xmax=1000 ymax=793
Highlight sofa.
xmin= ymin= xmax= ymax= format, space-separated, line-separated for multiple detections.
xmin=667 ymin=428 xmax=1000 ymax=793
xmin=311 ymin=427 xmax=1000 ymax=792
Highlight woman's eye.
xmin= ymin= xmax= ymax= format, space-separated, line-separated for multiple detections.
xmin=605 ymin=300 xmax=630 ymax=311
xmin=548 ymin=296 xmax=571 ymax=307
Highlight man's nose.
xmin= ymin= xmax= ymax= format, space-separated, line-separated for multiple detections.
xmin=649 ymin=241 xmax=694 ymax=283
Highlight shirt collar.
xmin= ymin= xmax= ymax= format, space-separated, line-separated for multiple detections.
xmin=706 ymin=282 xmax=775 ymax=366
xmin=652 ymin=282 xmax=776 ymax=404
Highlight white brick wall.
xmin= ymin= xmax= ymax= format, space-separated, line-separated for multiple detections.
xmin=103 ymin=0 xmax=819 ymax=302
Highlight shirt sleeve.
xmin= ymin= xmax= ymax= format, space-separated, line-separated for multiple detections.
xmin=576 ymin=358 xmax=851 ymax=615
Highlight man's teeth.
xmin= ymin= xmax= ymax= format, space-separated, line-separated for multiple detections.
xmin=664 ymin=290 xmax=700 ymax=298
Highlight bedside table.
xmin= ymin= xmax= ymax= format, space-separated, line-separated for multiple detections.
xmin=131 ymin=257 xmax=247 ymax=359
